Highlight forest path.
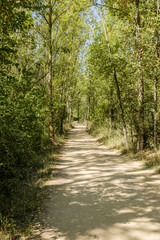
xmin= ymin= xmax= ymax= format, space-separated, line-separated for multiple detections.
xmin=31 ymin=123 xmax=160 ymax=240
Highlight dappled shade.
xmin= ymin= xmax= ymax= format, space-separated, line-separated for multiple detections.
xmin=31 ymin=124 xmax=160 ymax=240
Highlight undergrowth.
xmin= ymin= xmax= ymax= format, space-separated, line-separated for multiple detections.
xmin=128 ymin=150 xmax=160 ymax=173
xmin=88 ymin=122 xmax=160 ymax=173
xmin=88 ymin=122 xmax=125 ymax=150
xmin=0 ymin=132 xmax=66 ymax=240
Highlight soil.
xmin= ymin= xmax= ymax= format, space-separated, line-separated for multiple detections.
xmin=30 ymin=123 xmax=160 ymax=240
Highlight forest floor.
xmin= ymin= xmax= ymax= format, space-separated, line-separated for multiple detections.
xmin=30 ymin=123 xmax=160 ymax=240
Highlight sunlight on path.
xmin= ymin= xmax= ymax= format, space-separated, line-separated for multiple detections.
xmin=31 ymin=123 xmax=160 ymax=240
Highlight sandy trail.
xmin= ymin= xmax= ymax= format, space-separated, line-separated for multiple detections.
xmin=31 ymin=123 xmax=160 ymax=240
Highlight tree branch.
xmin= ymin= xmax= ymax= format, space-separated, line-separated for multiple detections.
xmin=52 ymin=10 xmax=67 ymax=25
xmin=94 ymin=2 xmax=129 ymax=16
xmin=41 ymin=13 xmax=49 ymax=25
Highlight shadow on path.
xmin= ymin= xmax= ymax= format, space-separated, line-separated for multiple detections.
xmin=30 ymin=124 xmax=160 ymax=240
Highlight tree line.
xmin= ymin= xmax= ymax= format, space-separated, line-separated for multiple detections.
xmin=0 ymin=0 xmax=89 ymax=233
xmin=85 ymin=0 xmax=159 ymax=151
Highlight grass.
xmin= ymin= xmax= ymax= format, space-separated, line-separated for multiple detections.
xmin=128 ymin=150 xmax=160 ymax=173
xmin=88 ymin=122 xmax=126 ymax=151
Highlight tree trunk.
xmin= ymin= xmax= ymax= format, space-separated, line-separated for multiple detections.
xmin=87 ymin=95 xmax=90 ymax=127
xmin=48 ymin=0 xmax=54 ymax=145
xmin=109 ymin=86 xmax=114 ymax=130
xmin=98 ymin=0 xmax=129 ymax=149
xmin=77 ymin=100 xmax=80 ymax=122
xmin=67 ymin=96 xmax=72 ymax=122
xmin=154 ymin=69 xmax=158 ymax=150
xmin=60 ymin=106 xmax=66 ymax=134
xmin=135 ymin=0 xmax=144 ymax=151
xmin=113 ymin=67 xmax=129 ymax=149
xmin=154 ymin=0 xmax=159 ymax=150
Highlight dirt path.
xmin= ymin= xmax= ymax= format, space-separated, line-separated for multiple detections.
xmin=31 ymin=123 xmax=160 ymax=240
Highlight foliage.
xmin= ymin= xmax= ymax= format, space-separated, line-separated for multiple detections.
xmin=0 ymin=0 xmax=159 ymax=238
xmin=0 ymin=0 xmax=90 ymax=238
xmin=89 ymin=122 xmax=125 ymax=150
xmin=85 ymin=0 xmax=160 ymax=150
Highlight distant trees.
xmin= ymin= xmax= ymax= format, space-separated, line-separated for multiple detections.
xmin=35 ymin=0 xmax=89 ymax=143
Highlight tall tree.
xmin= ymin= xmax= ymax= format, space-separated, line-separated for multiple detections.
xmin=48 ymin=0 xmax=54 ymax=144
xmin=135 ymin=0 xmax=144 ymax=151
xmin=93 ymin=0 xmax=129 ymax=149
xmin=154 ymin=0 xmax=159 ymax=150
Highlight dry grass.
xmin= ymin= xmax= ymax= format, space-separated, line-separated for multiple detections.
xmin=128 ymin=150 xmax=160 ymax=173
xmin=88 ymin=123 xmax=125 ymax=150
xmin=88 ymin=122 xmax=160 ymax=174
